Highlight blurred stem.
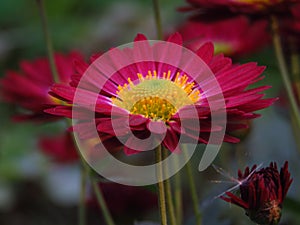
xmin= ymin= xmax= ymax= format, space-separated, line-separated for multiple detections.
xmin=79 ymin=166 xmax=87 ymax=225
xmin=290 ymin=38 xmax=300 ymax=103
xmin=173 ymin=157 xmax=183 ymax=225
xmin=36 ymin=0 xmax=59 ymax=83
xmin=156 ymin=145 xmax=168 ymax=225
xmin=289 ymin=39 xmax=300 ymax=151
xmin=183 ymin=145 xmax=202 ymax=225
xmin=152 ymin=0 xmax=163 ymax=39
xmin=66 ymin=119 xmax=115 ymax=225
xmin=91 ymin=178 xmax=116 ymax=225
xmin=271 ymin=15 xmax=300 ymax=137
xmin=163 ymin=148 xmax=177 ymax=225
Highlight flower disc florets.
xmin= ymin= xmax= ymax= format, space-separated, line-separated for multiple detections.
xmin=112 ymin=70 xmax=200 ymax=121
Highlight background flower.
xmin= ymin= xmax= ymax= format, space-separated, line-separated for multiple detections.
xmin=181 ymin=0 xmax=299 ymax=15
xmin=178 ymin=15 xmax=270 ymax=57
xmin=0 ymin=52 xmax=83 ymax=121
xmin=221 ymin=161 xmax=293 ymax=225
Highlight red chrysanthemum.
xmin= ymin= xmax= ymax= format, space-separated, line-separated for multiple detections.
xmin=281 ymin=3 xmax=300 ymax=37
xmin=178 ymin=15 xmax=270 ymax=57
xmin=0 ymin=52 xmax=83 ymax=162
xmin=0 ymin=52 xmax=83 ymax=121
xmin=87 ymin=182 xmax=157 ymax=217
xmin=181 ymin=0 xmax=299 ymax=15
xmin=38 ymin=132 xmax=78 ymax=163
xmin=221 ymin=161 xmax=293 ymax=225
xmin=46 ymin=33 xmax=274 ymax=155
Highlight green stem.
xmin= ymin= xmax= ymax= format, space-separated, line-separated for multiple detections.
xmin=290 ymin=38 xmax=300 ymax=103
xmin=183 ymin=145 xmax=202 ymax=225
xmin=79 ymin=166 xmax=87 ymax=225
xmin=91 ymin=178 xmax=116 ymax=225
xmin=173 ymin=158 xmax=182 ymax=225
xmin=271 ymin=15 xmax=300 ymax=133
xmin=289 ymin=38 xmax=300 ymax=152
xmin=156 ymin=145 xmax=168 ymax=225
xmin=152 ymin=0 xmax=163 ymax=40
xmin=66 ymin=119 xmax=115 ymax=225
xmin=163 ymin=148 xmax=177 ymax=225
xmin=36 ymin=0 xmax=59 ymax=83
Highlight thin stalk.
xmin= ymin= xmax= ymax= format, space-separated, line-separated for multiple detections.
xmin=163 ymin=148 xmax=177 ymax=225
xmin=289 ymin=38 xmax=300 ymax=152
xmin=183 ymin=145 xmax=202 ymax=225
xmin=91 ymin=178 xmax=116 ymax=225
xmin=66 ymin=119 xmax=115 ymax=225
xmin=79 ymin=166 xmax=87 ymax=225
xmin=152 ymin=0 xmax=163 ymax=40
xmin=173 ymin=158 xmax=183 ymax=225
xmin=156 ymin=145 xmax=168 ymax=225
xmin=36 ymin=0 xmax=59 ymax=83
xmin=271 ymin=15 xmax=300 ymax=132
xmin=290 ymin=38 xmax=300 ymax=102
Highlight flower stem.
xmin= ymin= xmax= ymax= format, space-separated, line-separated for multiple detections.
xmin=79 ymin=166 xmax=87 ymax=225
xmin=156 ymin=145 xmax=168 ymax=225
xmin=163 ymin=148 xmax=177 ymax=225
xmin=271 ymin=15 xmax=300 ymax=132
xmin=36 ymin=0 xmax=59 ymax=83
xmin=152 ymin=0 xmax=163 ymax=40
xmin=290 ymin=38 xmax=300 ymax=103
xmin=66 ymin=120 xmax=115 ymax=225
xmin=91 ymin=178 xmax=116 ymax=225
xmin=173 ymin=158 xmax=183 ymax=225
xmin=183 ymin=145 xmax=202 ymax=225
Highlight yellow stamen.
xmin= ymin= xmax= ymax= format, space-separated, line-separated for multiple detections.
xmin=111 ymin=70 xmax=201 ymax=121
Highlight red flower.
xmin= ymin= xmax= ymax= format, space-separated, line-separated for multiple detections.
xmin=181 ymin=0 xmax=299 ymax=15
xmin=87 ymin=182 xmax=157 ymax=217
xmin=0 ymin=52 xmax=83 ymax=121
xmin=221 ymin=161 xmax=293 ymax=225
xmin=178 ymin=16 xmax=270 ymax=57
xmin=281 ymin=3 xmax=300 ymax=37
xmin=38 ymin=132 xmax=78 ymax=163
xmin=46 ymin=33 xmax=274 ymax=155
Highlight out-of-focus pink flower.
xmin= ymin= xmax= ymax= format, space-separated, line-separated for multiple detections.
xmin=87 ymin=182 xmax=157 ymax=217
xmin=38 ymin=132 xmax=79 ymax=163
xmin=0 ymin=52 xmax=83 ymax=122
xmin=180 ymin=0 xmax=299 ymax=15
xmin=178 ymin=16 xmax=270 ymax=57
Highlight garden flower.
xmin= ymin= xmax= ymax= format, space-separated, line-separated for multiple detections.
xmin=0 ymin=52 xmax=83 ymax=121
xmin=38 ymin=132 xmax=78 ymax=163
xmin=46 ymin=33 xmax=274 ymax=155
xmin=0 ymin=52 xmax=83 ymax=162
xmin=221 ymin=161 xmax=293 ymax=225
xmin=181 ymin=0 xmax=299 ymax=15
xmin=178 ymin=16 xmax=270 ymax=57
xmin=87 ymin=182 xmax=157 ymax=217
xmin=281 ymin=3 xmax=300 ymax=38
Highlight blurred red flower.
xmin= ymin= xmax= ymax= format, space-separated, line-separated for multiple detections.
xmin=221 ymin=161 xmax=293 ymax=225
xmin=87 ymin=182 xmax=157 ymax=217
xmin=178 ymin=15 xmax=270 ymax=57
xmin=181 ymin=0 xmax=299 ymax=15
xmin=38 ymin=132 xmax=78 ymax=163
xmin=0 ymin=52 xmax=83 ymax=121
xmin=0 ymin=52 xmax=83 ymax=162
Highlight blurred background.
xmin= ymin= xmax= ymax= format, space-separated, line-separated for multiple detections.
xmin=0 ymin=0 xmax=300 ymax=225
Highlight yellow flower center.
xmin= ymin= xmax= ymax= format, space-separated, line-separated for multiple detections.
xmin=111 ymin=70 xmax=200 ymax=121
xmin=213 ymin=42 xmax=233 ymax=55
